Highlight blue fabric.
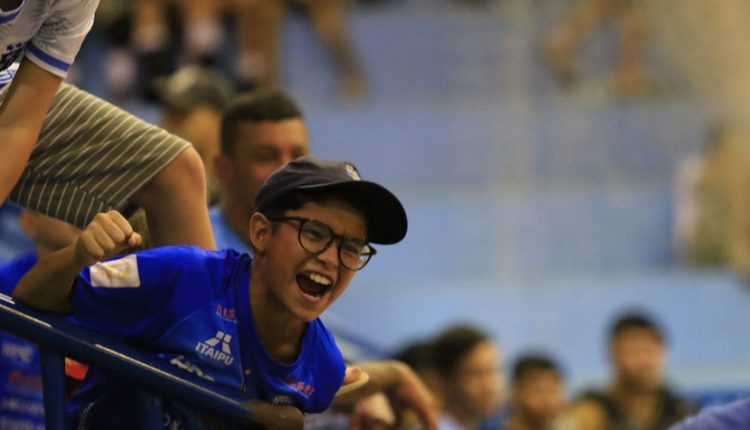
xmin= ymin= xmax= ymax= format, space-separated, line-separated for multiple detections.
xmin=26 ymin=42 xmax=70 ymax=72
xmin=0 ymin=253 xmax=44 ymax=429
xmin=0 ymin=8 xmax=20 ymax=24
xmin=0 ymin=203 xmax=34 ymax=263
xmin=68 ymin=246 xmax=345 ymax=429
xmin=670 ymin=398 xmax=750 ymax=430
xmin=209 ymin=206 xmax=252 ymax=255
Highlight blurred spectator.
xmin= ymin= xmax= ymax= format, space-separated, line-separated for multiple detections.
xmin=647 ymin=1 xmax=750 ymax=131
xmin=432 ymin=325 xmax=504 ymax=430
xmin=502 ymin=354 xmax=566 ymax=430
xmin=211 ymin=88 xmax=309 ymax=252
xmin=155 ymin=65 xmax=235 ymax=205
xmin=674 ymin=126 xmax=750 ymax=278
xmin=391 ymin=338 xmax=446 ymax=429
xmin=544 ymin=0 xmax=650 ymax=96
xmin=0 ymin=203 xmax=34 ymax=263
xmin=394 ymin=339 xmax=443 ymax=405
xmin=99 ymin=0 xmax=368 ymax=102
xmin=324 ymin=360 xmax=439 ymax=430
xmin=0 ymin=211 xmax=83 ymax=428
xmin=242 ymin=0 xmax=367 ymax=102
xmin=562 ymin=312 xmax=693 ymax=430
xmin=99 ymin=0 xmax=245 ymax=99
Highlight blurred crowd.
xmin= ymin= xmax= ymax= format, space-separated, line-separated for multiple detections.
xmin=88 ymin=0 xmax=369 ymax=104
xmin=387 ymin=312 xmax=694 ymax=430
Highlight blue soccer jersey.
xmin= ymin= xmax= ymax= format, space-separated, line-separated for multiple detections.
xmin=670 ymin=398 xmax=750 ymax=430
xmin=67 ymin=246 xmax=346 ymax=429
xmin=0 ymin=253 xmax=44 ymax=430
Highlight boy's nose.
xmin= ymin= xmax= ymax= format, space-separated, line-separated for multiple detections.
xmin=316 ymin=240 xmax=340 ymax=267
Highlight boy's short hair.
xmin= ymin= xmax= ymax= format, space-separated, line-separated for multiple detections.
xmin=432 ymin=325 xmax=490 ymax=377
xmin=255 ymin=156 xmax=407 ymax=244
xmin=609 ymin=312 xmax=665 ymax=344
xmin=220 ymin=88 xmax=303 ymax=155
xmin=512 ymin=354 xmax=562 ymax=386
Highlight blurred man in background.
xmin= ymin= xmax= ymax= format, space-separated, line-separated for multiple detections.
xmin=432 ymin=325 xmax=504 ymax=430
xmin=211 ymin=88 xmax=309 ymax=252
xmin=563 ymin=312 xmax=693 ymax=430
xmin=0 ymin=211 xmax=83 ymax=428
xmin=502 ymin=354 xmax=566 ymax=430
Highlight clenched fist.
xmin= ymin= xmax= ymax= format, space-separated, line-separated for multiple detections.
xmin=74 ymin=210 xmax=142 ymax=266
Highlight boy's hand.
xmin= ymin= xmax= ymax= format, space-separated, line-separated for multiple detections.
xmin=74 ymin=210 xmax=142 ymax=266
xmin=248 ymin=400 xmax=304 ymax=430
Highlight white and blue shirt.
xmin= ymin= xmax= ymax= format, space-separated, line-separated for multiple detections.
xmin=67 ymin=246 xmax=346 ymax=429
xmin=0 ymin=0 xmax=98 ymax=83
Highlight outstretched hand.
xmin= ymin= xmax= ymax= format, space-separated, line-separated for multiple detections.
xmin=74 ymin=210 xmax=141 ymax=266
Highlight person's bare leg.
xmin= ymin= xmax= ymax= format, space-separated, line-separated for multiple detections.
xmin=614 ymin=1 xmax=649 ymax=96
xmin=306 ymin=0 xmax=367 ymax=101
xmin=131 ymin=147 xmax=216 ymax=249
xmin=545 ymin=0 xmax=616 ymax=85
xmin=176 ymin=0 xmax=224 ymax=63
xmin=235 ymin=0 xmax=285 ymax=87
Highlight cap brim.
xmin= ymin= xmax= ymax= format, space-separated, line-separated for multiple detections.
xmin=298 ymin=180 xmax=407 ymax=245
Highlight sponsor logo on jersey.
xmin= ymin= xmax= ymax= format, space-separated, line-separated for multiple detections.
xmin=90 ymin=254 xmax=141 ymax=288
xmin=169 ymin=355 xmax=215 ymax=382
xmin=216 ymin=304 xmax=237 ymax=323
xmin=1 ymin=341 xmax=34 ymax=365
xmin=6 ymin=369 xmax=42 ymax=393
xmin=195 ymin=331 xmax=234 ymax=366
xmin=0 ymin=43 xmax=24 ymax=71
xmin=283 ymin=375 xmax=315 ymax=398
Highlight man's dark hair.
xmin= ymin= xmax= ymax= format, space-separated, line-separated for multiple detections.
xmin=393 ymin=340 xmax=436 ymax=374
xmin=609 ymin=312 xmax=665 ymax=344
xmin=220 ymin=88 xmax=303 ymax=154
xmin=432 ymin=325 xmax=490 ymax=377
xmin=512 ymin=354 xmax=561 ymax=386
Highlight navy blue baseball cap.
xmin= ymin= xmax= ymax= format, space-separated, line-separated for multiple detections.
xmin=255 ymin=156 xmax=407 ymax=244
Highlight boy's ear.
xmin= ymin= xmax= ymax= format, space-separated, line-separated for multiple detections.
xmin=249 ymin=212 xmax=272 ymax=253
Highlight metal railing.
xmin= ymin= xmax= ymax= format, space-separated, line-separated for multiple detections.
xmin=0 ymin=294 xmax=263 ymax=430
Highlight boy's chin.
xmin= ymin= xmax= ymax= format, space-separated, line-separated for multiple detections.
xmin=288 ymin=299 xmax=328 ymax=322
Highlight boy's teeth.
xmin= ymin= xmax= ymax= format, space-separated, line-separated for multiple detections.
xmin=308 ymin=273 xmax=331 ymax=285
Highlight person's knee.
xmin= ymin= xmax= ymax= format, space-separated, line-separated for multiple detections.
xmin=138 ymin=146 xmax=207 ymax=207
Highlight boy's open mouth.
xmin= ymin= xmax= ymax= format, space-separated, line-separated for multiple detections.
xmin=296 ymin=272 xmax=333 ymax=299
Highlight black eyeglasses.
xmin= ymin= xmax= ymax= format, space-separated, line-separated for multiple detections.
xmin=267 ymin=216 xmax=377 ymax=271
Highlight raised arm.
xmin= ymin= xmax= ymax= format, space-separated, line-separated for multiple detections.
xmin=0 ymin=59 xmax=63 ymax=203
xmin=12 ymin=210 xmax=142 ymax=314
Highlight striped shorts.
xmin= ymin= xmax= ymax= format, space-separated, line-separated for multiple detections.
xmin=3 ymin=83 xmax=190 ymax=229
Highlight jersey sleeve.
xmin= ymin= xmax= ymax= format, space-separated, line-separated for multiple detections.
xmin=70 ymin=246 xmax=218 ymax=340
xmin=670 ymin=398 xmax=750 ymax=430
xmin=25 ymin=0 xmax=99 ymax=78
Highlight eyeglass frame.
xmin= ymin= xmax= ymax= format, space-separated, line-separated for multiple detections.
xmin=266 ymin=215 xmax=377 ymax=271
